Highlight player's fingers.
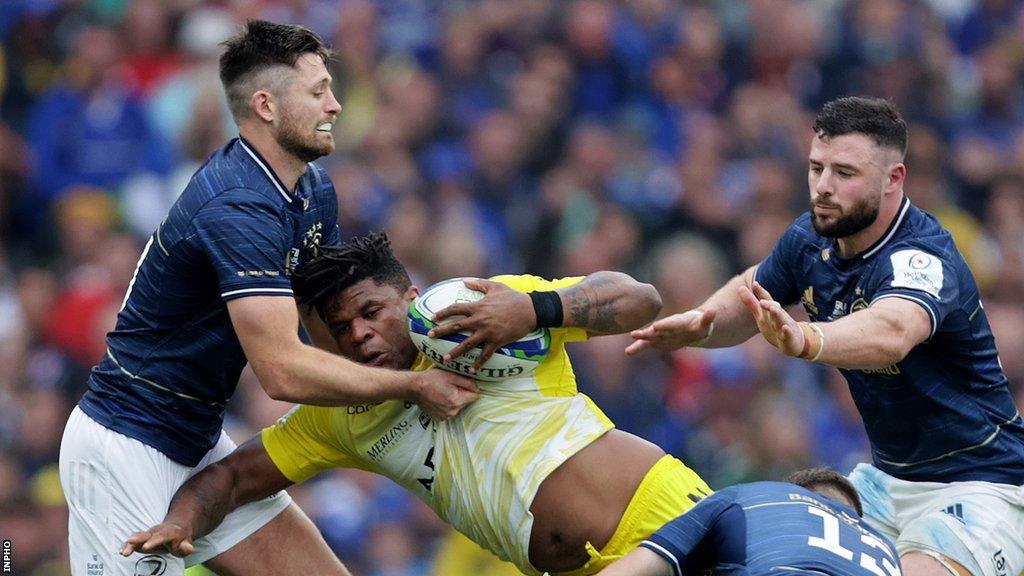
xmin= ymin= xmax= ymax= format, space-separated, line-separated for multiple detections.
xmin=121 ymin=531 xmax=152 ymax=556
xmin=658 ymin=310 xmax=699 ymax=330
xmin=138 ymin=531 xmax=178 ymax=552
xmin=737 ymin=286 xmax=762 ymax=319
xmin=430 ymin=303 xmax=473 ymax=325
xmin=751 ymin=282 xmax=775 ymax=302
xmin=453 ymin=377 xmax=480 ymax=393
xmin=699 ymin=309 xmax=717 ymax=330
xmin=629 ymin=325 xmax=655 ymax=340
xmin=176 ymin=540 xmax=195 ymax=557
xmin=443 ymin=334 xmax=484 ymax=365
xmin=461 ymin=277 xmax=492 ymax=292
xmin=472 ymin=341 xmax=501 ymax=373
xmin=625 ymin=339 xmax=651 ymax=355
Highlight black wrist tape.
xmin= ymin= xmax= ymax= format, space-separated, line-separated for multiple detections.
xmin=529 ymin=291 xmax=563 ymax=328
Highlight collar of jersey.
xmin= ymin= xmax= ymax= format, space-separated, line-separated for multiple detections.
xmin=830 ymin=196 xmax=911 ymax=263
xmin=237 ymin=136 xmax=310 ymax=204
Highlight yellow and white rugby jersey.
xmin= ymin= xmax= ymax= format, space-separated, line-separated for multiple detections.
xmin=262 ymin=275 xmax=615 ymax=576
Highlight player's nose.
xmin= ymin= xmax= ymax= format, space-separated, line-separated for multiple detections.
xmin=814 ymin=171 xmax=834 ymax=197
xmin=325 ymin=90 xmax=341 ymax=115
xmin=349 ymin=318 xmax=375 ymax=343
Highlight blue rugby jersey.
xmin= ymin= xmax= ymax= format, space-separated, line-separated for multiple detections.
xmin=79 ymin=137 xmax=340 ymax=466
xmin=756 ymin=197 xmax=1024 ymax=484
xmin=643 ymin=482 xmax=900 ymax=576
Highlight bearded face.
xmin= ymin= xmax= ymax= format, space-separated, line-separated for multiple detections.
xmin=272 ymin=53 xmax=339 ymax=162
xmin=810 ymin=186 xmax=881 ymax=238
xmin=276 ymin=102 xmax=334 ymax=162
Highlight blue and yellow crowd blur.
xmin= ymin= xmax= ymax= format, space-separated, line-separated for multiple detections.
xmin=1 ymin=1 xmax=1023 ymax=574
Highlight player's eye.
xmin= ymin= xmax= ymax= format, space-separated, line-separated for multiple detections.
xmin=810 ymin=165 xmax=823 ymax=174
xmin=330 ymin=322 xmax=349 ymax=336
xmin=365 ymin=307 xmax=381 ymax=319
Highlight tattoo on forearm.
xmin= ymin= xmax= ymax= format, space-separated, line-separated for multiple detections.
xmin=566 ymin=277 xmax=623 ymax=333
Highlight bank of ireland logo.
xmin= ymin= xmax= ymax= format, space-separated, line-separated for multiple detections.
xmin=134 ymin=555 xmax=167 ymax=576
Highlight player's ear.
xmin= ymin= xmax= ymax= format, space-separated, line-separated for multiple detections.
xmin=405 ymin=286 xmax=420 ymax=302
xmin=251 ymin=90 xmax=276 ymax=123
xmin=886 ymin=162 xmax=906 ymax=193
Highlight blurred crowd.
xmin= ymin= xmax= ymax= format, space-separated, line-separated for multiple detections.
xmin=2 ymin=0 xmax=1024 ymax=574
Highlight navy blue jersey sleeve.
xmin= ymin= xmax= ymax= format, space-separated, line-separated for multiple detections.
xmin=641 ymin=488 xmax=739 ymax=576
xmin=755 ymin=219 xmax=808 ymax=306
xmin=192 ymin=190 xmax=294 ymax=301
xmin=868 ymin=242 xmax=959 ymax=338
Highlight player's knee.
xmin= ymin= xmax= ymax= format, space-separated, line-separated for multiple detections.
xmin=901 ymin=551 xmax=973 ymax=576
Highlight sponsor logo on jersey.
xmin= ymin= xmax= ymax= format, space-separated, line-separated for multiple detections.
xmin=366 ymin=420 xmax=412 ymax=461
xmin=851 ymin=298 xmax=868 ymax=312
xmin=801 ymin=286 xmax=818 ymax=316
xmin=994 ymin=549 xmax=1007 ymax=576
xmin=830 ymin=300 xmax=847 ymax=319
xmin=285 ymin=247 xmax=301 ymax=275
xmin=859 ymin=364 xmax=901 ymax=376
xmin=87 ymin=555 xmax=104 ymax=576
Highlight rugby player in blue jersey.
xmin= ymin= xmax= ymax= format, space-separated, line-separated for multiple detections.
xmin=627 ymin=97 xmax=1024 ymax=576
xmin=598 ymin=468 xmax=901 ymax=576
xmin=58 ymin=21 xmax=476 ymax=576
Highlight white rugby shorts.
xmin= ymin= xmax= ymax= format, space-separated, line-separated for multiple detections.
xmin=850 ymin=462 xmax=1024 ymax=576
xmin=59 ymin=406 xmax=292 ymax=576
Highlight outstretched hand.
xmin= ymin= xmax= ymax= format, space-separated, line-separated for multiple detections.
xmin=121 ymin=523 xmax=194 ymax=558
xmin=625 ymin=309 xmax=716 ymax=355
xmin=427 ymin=278 xmax=535 ymax=373
xmin=737 ymin=281 xmax=805 ymax=357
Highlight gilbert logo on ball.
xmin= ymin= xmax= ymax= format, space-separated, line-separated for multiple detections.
xmin=409 ymin=278 xmax=551 ymax=382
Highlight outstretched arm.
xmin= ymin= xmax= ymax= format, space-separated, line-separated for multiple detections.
xmin=738 ymin=281 xmax=931 ymax=369
xmin=229 ymin=296 xmax=478 ymax=420
xmin=625 ymin=265 xmax=761 ymax=355
xmin=429 ymin=271 xmax=663 ymax=372
xmin=120 ymin=436 xmax=292 ymax=558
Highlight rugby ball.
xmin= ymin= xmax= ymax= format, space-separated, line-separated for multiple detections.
xmin=408 ymin=278 xmax=551 ymax=381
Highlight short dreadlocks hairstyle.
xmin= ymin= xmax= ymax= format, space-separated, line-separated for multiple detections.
xmin=787 ymin=467 xmax=863 ymax=516
xmin=292 ymin=232 xmax=412 ymax=321
xmin=813 ymin=96 xmax=907 ymax=157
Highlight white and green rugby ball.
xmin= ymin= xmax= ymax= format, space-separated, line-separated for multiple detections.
xmin=408 ymin=278 xmax=551 ymax=382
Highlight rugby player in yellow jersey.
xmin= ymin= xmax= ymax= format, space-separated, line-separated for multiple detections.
xmin=120 ymin=232 xmax=713 ymax=576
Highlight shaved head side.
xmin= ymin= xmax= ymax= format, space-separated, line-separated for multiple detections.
xmin=813 ymin=97 xmax=907 ymax=159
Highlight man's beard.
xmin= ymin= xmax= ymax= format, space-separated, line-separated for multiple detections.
xmin=277 ymin=111 xmax=331 ymax=162
xmin=810 ymin=192 xmax=880 ymax=238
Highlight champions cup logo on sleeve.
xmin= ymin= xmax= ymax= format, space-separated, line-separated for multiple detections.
xmin=890 ymin=249 xmax=943 ymax=298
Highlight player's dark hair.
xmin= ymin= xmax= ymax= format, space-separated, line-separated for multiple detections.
xmin=293 ymin=232 xmax=412 ymax=320
xmin=787 ymin=467 xmax=864 ymax=516
xmin=219 ymin=20 xmax=331 ymax=120
xmin=813 ymin=97 xmax=907 ymax=157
